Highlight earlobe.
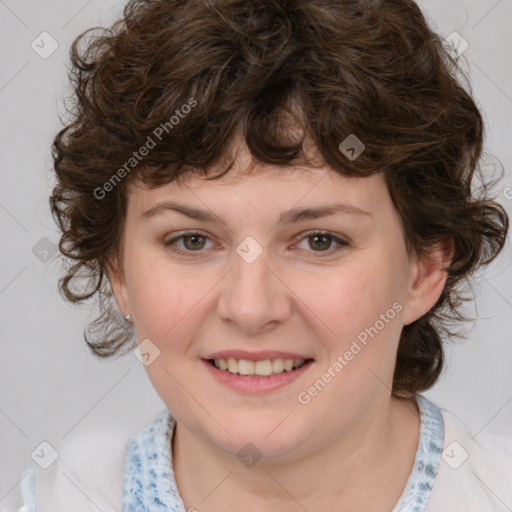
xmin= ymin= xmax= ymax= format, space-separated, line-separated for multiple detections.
xmin=402 ymin=239 xmax=453 ymax=326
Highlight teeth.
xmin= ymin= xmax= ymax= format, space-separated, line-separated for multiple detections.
xmin=272 ymin=358 xmax=284 ymax=373
xmin=255 ymin=360 xmax=273 ymax=376
xmin=228 ymin=358 xmax=238 ymax=373
xmin=213 ymin=358 xmax=307 ymax=376
xmin=238 ymin=359 xmax=254 ymax=375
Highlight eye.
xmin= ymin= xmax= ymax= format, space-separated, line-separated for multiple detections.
xmin=164 ymin=230 xmax=349 ymax=258
xmin=294 ymin=231 xmax=349 ymax=257
xmin=164 ymin=231 xmax=214 ymax=256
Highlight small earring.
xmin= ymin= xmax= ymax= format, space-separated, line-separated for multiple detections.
xmin=124 ymin=313 xmax=131 ymax=322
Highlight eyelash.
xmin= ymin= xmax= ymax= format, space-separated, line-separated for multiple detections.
xmin=164 ymin=230 xmax=349 ymax=258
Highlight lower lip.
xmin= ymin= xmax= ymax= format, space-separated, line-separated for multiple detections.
xmin=202 ymin=359 xmax=314 ymax=394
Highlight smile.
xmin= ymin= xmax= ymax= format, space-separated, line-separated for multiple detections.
xmin=210 ymin=357 xmax=309 ymax=377
xmin=203 ymin=356 xmax=314 ymax=394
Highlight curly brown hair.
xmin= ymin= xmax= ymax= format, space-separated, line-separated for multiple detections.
xmin=50 ymin=0 xmax=508 ymax=397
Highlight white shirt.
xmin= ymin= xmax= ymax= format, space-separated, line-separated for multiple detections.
xmin=3 ymin=395 xmax=512 ymax=511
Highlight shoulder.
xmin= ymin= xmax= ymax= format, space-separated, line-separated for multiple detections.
xmin=427 ymin=404 xmax=512 ymax=511
xmin=14 ymin=411 xmax=169 ymax=512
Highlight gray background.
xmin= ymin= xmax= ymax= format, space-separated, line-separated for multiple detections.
xmin=1 ymin=0 xmax=511 ymax=505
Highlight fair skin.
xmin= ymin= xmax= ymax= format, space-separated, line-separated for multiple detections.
xmin=109 ymin=141 xmax=450 ymax=511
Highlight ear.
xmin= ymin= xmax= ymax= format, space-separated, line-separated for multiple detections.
xmin=106 ymin=255 xmax=131 ymax=319
xmin=401 ymin=237 xmax=454 ymax=326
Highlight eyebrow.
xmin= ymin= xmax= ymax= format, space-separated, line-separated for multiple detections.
xmin=140 ymin=200 xmax=373 ymax=224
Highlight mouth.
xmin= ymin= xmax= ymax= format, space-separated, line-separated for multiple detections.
xmin=206 ymin=357 xmax=313 ymax=377
xmin=202 ymin=350 xmax=315 ymax=393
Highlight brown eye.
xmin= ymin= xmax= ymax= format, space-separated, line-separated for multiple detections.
xmin=164 ymin=231 xmax=214 ymax=256
xmin=308 ymin=234 xmax=333 ymax=251
xmin=295 ymin=231 xmax=349 ymax=257
xmin=182 ymin=234 xmax=207 ymax=250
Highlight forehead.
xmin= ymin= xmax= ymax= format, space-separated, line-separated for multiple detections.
xmin=127 ymin=164 xmax=388 ymax=217
xmin=122 ymin=168 xmax=402 ymax=250
xmin=127 ymin=141 xmax=390 ymax=216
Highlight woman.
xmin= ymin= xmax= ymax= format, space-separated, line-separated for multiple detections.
xmin=15 ymin=0 xmax=512 ymax=510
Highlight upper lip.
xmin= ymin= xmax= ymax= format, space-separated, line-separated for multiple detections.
xmin=204 ymin=350 xmax=313 ymax=361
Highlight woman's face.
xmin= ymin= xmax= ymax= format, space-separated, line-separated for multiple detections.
xmin=110 ymin=143 xmax=440 ymax=461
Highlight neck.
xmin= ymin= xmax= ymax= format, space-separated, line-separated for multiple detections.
xmin=172 ymin=395 xmax=420 ymax=512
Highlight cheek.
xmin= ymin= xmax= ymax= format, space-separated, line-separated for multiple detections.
xmin=126 ymin=257 xmax=202 ymax=342
xmin=303 ymin=259 xmax=406 ymax=383
xmin=311 ymin=264 xmax=402 ymax=334
xmin=126 ymin=264 xmax=209 ymax=411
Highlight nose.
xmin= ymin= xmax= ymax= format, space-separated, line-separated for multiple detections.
xmin=216 ymin=246 xmax=292 ymax=334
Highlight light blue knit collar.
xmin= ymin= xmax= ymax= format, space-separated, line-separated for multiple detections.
xmin=122 ymin=395 xmax=444 ymax=511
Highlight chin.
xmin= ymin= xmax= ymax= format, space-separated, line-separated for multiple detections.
xmin=200 ymin=414 xmax=309 ymax=462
